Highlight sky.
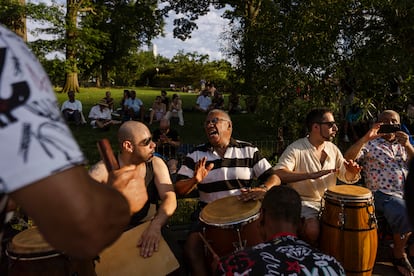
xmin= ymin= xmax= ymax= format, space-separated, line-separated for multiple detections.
xmin=151 ymin=8 xmax=229 ymax=61
xmin=26 ymin=1 xmax=230 ymax=61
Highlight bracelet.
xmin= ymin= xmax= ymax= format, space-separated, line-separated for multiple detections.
xmin=260 ymin=185 xmax=268 ymax=192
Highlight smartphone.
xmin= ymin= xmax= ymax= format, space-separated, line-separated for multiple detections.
xmin=378 ymin=124 xmax=400 ymax=133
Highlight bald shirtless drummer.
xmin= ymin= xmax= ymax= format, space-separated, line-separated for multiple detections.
xmin=89 ymin=121 xmax=177 ymax=258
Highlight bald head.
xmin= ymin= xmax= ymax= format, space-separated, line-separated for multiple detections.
xmin=160 ymin=118 xmax=170 ymax=129
xmin=118 ymin=121 xmax=149 ymax=145
xmin=378 ymin=110 xmax=400 ymax=124
xmin=207 ymin=109 xmax=231 ymax=122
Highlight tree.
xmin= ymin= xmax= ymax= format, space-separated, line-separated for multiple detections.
xmin=78 ymin=0 xmax=163 ymax=87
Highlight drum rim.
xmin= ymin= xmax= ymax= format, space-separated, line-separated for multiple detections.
xmin=5 ymin=247 xmax=61 ymax=261
xmin=200 ymin=212 xmax=260 ymax=227
xmin=324 ymin=194 xmax=373 ymax=202
xmin=325 ymin=185 xmax=372 ymax=200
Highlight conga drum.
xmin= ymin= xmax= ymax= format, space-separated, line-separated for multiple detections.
xmin=199 ymin=195 xmax=263 ymax=257
xmin=319 ymin=185 xmax=378 ymax=276
xmin=6 ymin=227 xmax=95 ymax=276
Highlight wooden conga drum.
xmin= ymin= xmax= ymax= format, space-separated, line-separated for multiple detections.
xmin=319 ymin=185 xmax=378 ymax=276
xmin=199 ymin=195 xmax=263 ymax=257
xmin=6 ymin=227 xmax=95 ymax=276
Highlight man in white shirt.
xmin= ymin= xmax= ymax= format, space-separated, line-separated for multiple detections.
xmin=61 ymin=91 xmax=84 ymax=125
xmin=124 ymin=90 xmax=145 ymax=121
xmin=88 ymin=99 xmax=120 ymax=130
xmin=274 ymin=108 xmax=361 ymax=246
xmin=194 ymin=90 xmax=212 ymax=112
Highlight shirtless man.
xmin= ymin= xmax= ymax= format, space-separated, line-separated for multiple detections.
xmin=89 ymin=121 xmax=177 ymax=258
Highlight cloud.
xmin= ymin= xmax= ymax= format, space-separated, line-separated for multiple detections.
xmin=151 ymin=8 xmax=229 ymax=61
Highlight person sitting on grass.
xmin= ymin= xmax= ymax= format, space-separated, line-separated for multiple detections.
xmin=88 ymin=99 xmax=121 ymax=130
xmin=123 ymin=90 xmax=145 ymax=121
xmin=61 ymin=90 xmax=85 ymax=125
xmin=194 ymin=89 xmax=212 ymax=113
xmin=149 ymin=96 xmax=167 ymax=125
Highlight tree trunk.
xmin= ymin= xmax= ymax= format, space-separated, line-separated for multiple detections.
xmin=16 ymin=0 xmax=27 ymax=41
xmin=61 ymin=0 xmax=81 ymax=93
xmin=62 ymin=72 xmax=80 ymax=93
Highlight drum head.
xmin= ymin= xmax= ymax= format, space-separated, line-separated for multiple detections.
xmin=326 ymin=185 xmax=372 ymax=201
xmin=8 ymin=227 xmax=55 ymax=255
xmin=200 ymin=195 xmax=261 ymax=227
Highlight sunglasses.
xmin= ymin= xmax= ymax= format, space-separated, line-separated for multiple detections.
xmin=204 ymin=117 xmax=229 ymax=127
xmin=139 ymin=137 xmax=153 ymax=146
xmin=317 ymin=121 xmax=337 ymax=128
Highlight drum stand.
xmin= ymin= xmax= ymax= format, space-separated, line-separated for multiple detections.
xmin=202 ymin=225 xmax=247 ymax=256
xmin=232 ymin=226 xmax=247 ymax=252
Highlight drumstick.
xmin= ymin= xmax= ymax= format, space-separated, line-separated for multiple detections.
xmin=198 ymin=232 xmax=219 ymax=260
xmin=97 ymin=139 xmax=120 ymax=172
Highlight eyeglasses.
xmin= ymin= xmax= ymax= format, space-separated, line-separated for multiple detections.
xmin=317 ymin=121 xmax=337 ymax=128
xmin=204 ymin=117 xmax=229 ymax=127
xmin=139 ymin=137 xmax=153 ymax=146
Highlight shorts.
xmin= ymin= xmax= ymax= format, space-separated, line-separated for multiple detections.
xmin=374 ymin=190 xmax=413 ymax=234
xmin=301 ymin=200 xmax=321 ymax=220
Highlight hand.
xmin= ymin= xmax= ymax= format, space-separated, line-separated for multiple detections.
xmin=344 ymin=159 xmax=362 ymax=174
xmin=160 ymin=135 xmax=169 ymax=143
xmin=108 ymin=165 xmax=148 ymax=214
xmin=395 ymin=131 xmax=410 ymax=147
xmin=137 ymin=221 xmax=162 ymax=258
xmin=363 ymin=123 xmax=383 ymax=142
xmin=194 ymin=157 xmax=214 ymax=183
xmin=238 ymin=187 xmax=266 ymax=201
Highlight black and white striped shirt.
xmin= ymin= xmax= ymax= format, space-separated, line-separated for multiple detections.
xmin=176 ymin=138 xmax=273 ymax=203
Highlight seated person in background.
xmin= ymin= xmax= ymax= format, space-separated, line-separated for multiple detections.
xmin=274 ymin=108 xmax=361 ymax=247
xmin=215 ymin=186 xmax=345 ymax=275
xmin=149 ymin=96 xmax=167 ymax=125
xmin=228 ymin=90 xmax=241 ymax=113
xmin=119 ymin=89 xmax=130 ymax=113
xmin=160 ymin=90 xmax=170 ymax=108
xmin=89 ymin=121 xmax=177 ymax=258
xmin=194 ymin=89 xmax=212 ymax=112
xmin=210 ymin=91 xmax=224 ymax=110
xmin=175 ymin=109 xmax=281 ymax=276
xmin=61 ymin=90 xmax=85 ymax=125
xmin=123 ymin=90 xmax=145 ymax=121
xmin=206 ymin=82 xmax=217 ymax=97
xmin=88 ymin=99 xmax=120 ymax=130
xmin=344 ymin=110 xmax=414 ymax=276
xmin=164 ymin=93 xmax=184 ymax=126
xmin=103 ymin=90 xmax=114 ymax=111
xmin=152 ymin=118 xmax=181 ymax=175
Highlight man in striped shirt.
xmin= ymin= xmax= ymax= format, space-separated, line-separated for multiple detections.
xmin=175 ymin=109 xmax=280 ymax=276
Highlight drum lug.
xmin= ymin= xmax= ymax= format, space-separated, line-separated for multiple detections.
xmin=367 ymin=200 xmax=378 ymax=228
xmin=339 ymin=203 xmax=345 ymax=228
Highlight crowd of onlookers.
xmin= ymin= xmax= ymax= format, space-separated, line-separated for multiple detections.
xmin=60 ymin=82 xmax=244 ymax=131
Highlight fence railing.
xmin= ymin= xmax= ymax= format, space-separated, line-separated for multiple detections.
xmin=169 ymin=140 xmax=287 ymax=165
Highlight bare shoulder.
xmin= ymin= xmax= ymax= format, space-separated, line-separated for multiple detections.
xmin=151 ymin=157 xmax=172 ymax=183
xmin=152 ymin=156 xmax=169 ymax=170
xmin=88 ymin=161 xmax=108 ymax=183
